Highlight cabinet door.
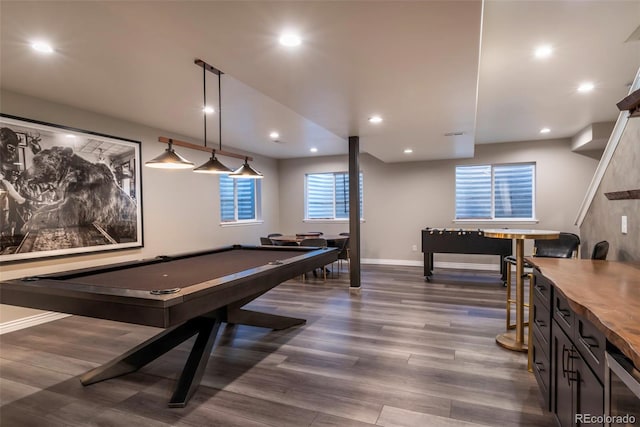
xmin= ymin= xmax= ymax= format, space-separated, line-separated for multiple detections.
xmin=532 ymin=332 xmax=551 ymax=411
xmin=553 ymin=323 xmax=575 ymax=427
xmin=575 ymin=354 xmax=604 ymax=427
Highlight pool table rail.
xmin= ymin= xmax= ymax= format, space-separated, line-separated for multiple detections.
xmin=0 ymin=244 xmax=338 ymax=328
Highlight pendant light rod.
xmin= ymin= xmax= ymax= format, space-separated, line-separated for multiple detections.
xmin=196 ymin=59 xmax=224 ymax=151
xmin=157 ymin=137 xmax=253 ymax=161
xmin=202 ymin=65 xmax=207 ymax=148
xmin=218 ymin=62 xmax=222 ymax=151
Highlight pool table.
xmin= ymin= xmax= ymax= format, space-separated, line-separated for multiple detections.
xmin=0 ymin=244 xmax=338 ymax=407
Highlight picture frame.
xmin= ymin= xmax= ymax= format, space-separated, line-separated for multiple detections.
xmin=0 ymin=114 xmax=143 ymax=263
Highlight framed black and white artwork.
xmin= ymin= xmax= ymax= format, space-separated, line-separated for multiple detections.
xmin=0 ymin=114 xmax=143 ymax=263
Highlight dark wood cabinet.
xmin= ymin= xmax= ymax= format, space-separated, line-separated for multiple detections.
xmin=574 ymin=352 xmax=604 ymax=426
xmin=552 ymin=321 xmax=604 ymax=426
xmin=552 ymin=324 xmax=575 ymax=427
xmin=532 ymin=269 xmax=605 ymax=427
xmin=532 ymin=270 xmax=553 ymax=411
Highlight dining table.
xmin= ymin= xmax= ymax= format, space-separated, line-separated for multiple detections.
xmin=269 ymin=234 xmax=349 ymax=279
xmin=270 ymin=234 xmax=349 ymax=246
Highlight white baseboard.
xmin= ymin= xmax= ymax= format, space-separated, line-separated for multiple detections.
xmin=0 ymin=312 xmax=70 ymax=335
xmin=361 ymin=258 xmax=500 ymax=271
xmin=362 ymin=258 xmax=423 ymax=267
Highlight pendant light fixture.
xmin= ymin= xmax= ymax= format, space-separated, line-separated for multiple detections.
xmin=152 ymin=59 xmax=264 ymax=178
xmin=229 ymin=156 xmax=263 ymax=179
xmin=145 ymin=139 xmax=194 ymax=169
xmin=194 ymin=61 xmax=232 ymax=174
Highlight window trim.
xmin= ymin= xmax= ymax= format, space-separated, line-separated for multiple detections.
xmin=454 ymin=162 xmax=536 ymax=222
xmin=303 ymin=218 xmax=366 ymax=224
xmin=219 ymin=220 xmax=264 ymax=227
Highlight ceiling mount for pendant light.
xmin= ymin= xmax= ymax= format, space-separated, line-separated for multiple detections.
xmin=229 ymin=156 xmax=263 ymax=179
xmin=194 ymin=60 xmax=232 ymax=174
xmin=145 ymin=139 xmax=194 ymax=169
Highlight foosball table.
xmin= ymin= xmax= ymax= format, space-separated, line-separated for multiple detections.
xmin=421 ymin=228 xmax=512 ymax=282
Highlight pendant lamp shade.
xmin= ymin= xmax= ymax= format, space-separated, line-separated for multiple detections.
xmin=229 ymin=157 xmax=263 ymax=179
xmin=193 ymin=151 xmax=232 ymax=174
xmin=145 ymin=141 xmax=194 ymax=169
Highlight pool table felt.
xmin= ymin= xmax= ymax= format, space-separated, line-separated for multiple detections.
xmin=62 ymin=249 xmax=307 ymax=291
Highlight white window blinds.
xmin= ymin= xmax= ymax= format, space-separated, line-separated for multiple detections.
xmin=220 ymin=175 xmax=259 ymax=222
xmin=455 ymin=163 xmax=535 ymax=220
xmin=305 ymin=172 xmax=363 ymax=220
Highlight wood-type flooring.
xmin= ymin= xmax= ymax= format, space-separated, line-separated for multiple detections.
xmin=0 ymin=265 xmax=555 ymax=426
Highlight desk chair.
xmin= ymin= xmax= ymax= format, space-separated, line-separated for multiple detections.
xmin=591 ymin=241 xmax=609 ymax=260
xmin=504 ymin=232 xmax=580 ymax=331
xmin=299 ymin=238 xmax=328 ymax=281
xmin=267 ymin=233 xmax=283 ymax=238
xmin=334 ymin=237 xmax=350 ymax=276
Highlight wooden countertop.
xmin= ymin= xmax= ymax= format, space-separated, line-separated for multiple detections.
xmin=528 ymin=258 xmax=640 ymax=368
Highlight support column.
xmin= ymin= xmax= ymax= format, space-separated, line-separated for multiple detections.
xmin=348 ymin=136 xmax=361 ymax=290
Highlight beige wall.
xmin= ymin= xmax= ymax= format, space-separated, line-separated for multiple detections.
xmin=0 ymin=90 xmax=280 ymax=320
xmin=0 ymin=89 xmax=602 ymax=324
xmin=278 ymin=139 xmax=599 ymax=264
xmin=581 ymin=118 xmax=640 ymax=261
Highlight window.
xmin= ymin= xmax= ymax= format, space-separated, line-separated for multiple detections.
xmin=220 ymin=175 xmax=261 ymax=223
xmin=455 ymin=163 xmax=535 ymax=220
xmin=305 ymin=172 xmax=363 ymax=220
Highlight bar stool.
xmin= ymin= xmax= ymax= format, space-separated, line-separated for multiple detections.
xmin=503 ymin=232 xmax=580 ymax=330
xmin=504 ymin=256 xmax=534 ymax=332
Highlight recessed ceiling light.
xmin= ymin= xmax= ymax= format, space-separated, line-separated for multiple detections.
xmin=310 ymin=147 xmax=318 ymax=153
xmin=404 ymin=148 xmax=413 ymax=154
xmin=534 ymin=45 xmax=553 ymax=59
xmin=202 ymin=106 xmax=215 ymax=114
xmin=540 ymin=128 xmax=551 ymax=134
xmin=66 ymin=134 xmax=76 ymax=138
xmin=368 ymin=116 xmax=383 ymax=124
xmin=31 ymin=41 xmax=54 ymax=54
xmin=269 ymin=132 xmax=280 ymax=140
xmin=577 ymin=82 xmax=595 ymax=93
xmin=279 ymin=33 xmax=301 ymax=47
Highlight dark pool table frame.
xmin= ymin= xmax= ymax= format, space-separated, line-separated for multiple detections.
xmin=0 ymin=244 xmax=338 ymax=407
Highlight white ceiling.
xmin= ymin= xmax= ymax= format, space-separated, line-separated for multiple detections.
xmin=1 ymin=1 xmax=639 ymax=163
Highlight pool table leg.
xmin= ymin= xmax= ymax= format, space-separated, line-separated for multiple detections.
xmin=169 ymin=317 xmax=221 ymax=408
xmin=80 ymin=314 xmax=223 ymax=407
xmin=226 ymin=307 xmax=306 ymax=330
xmin=223 ymin=292 xmax=306 ymax=330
